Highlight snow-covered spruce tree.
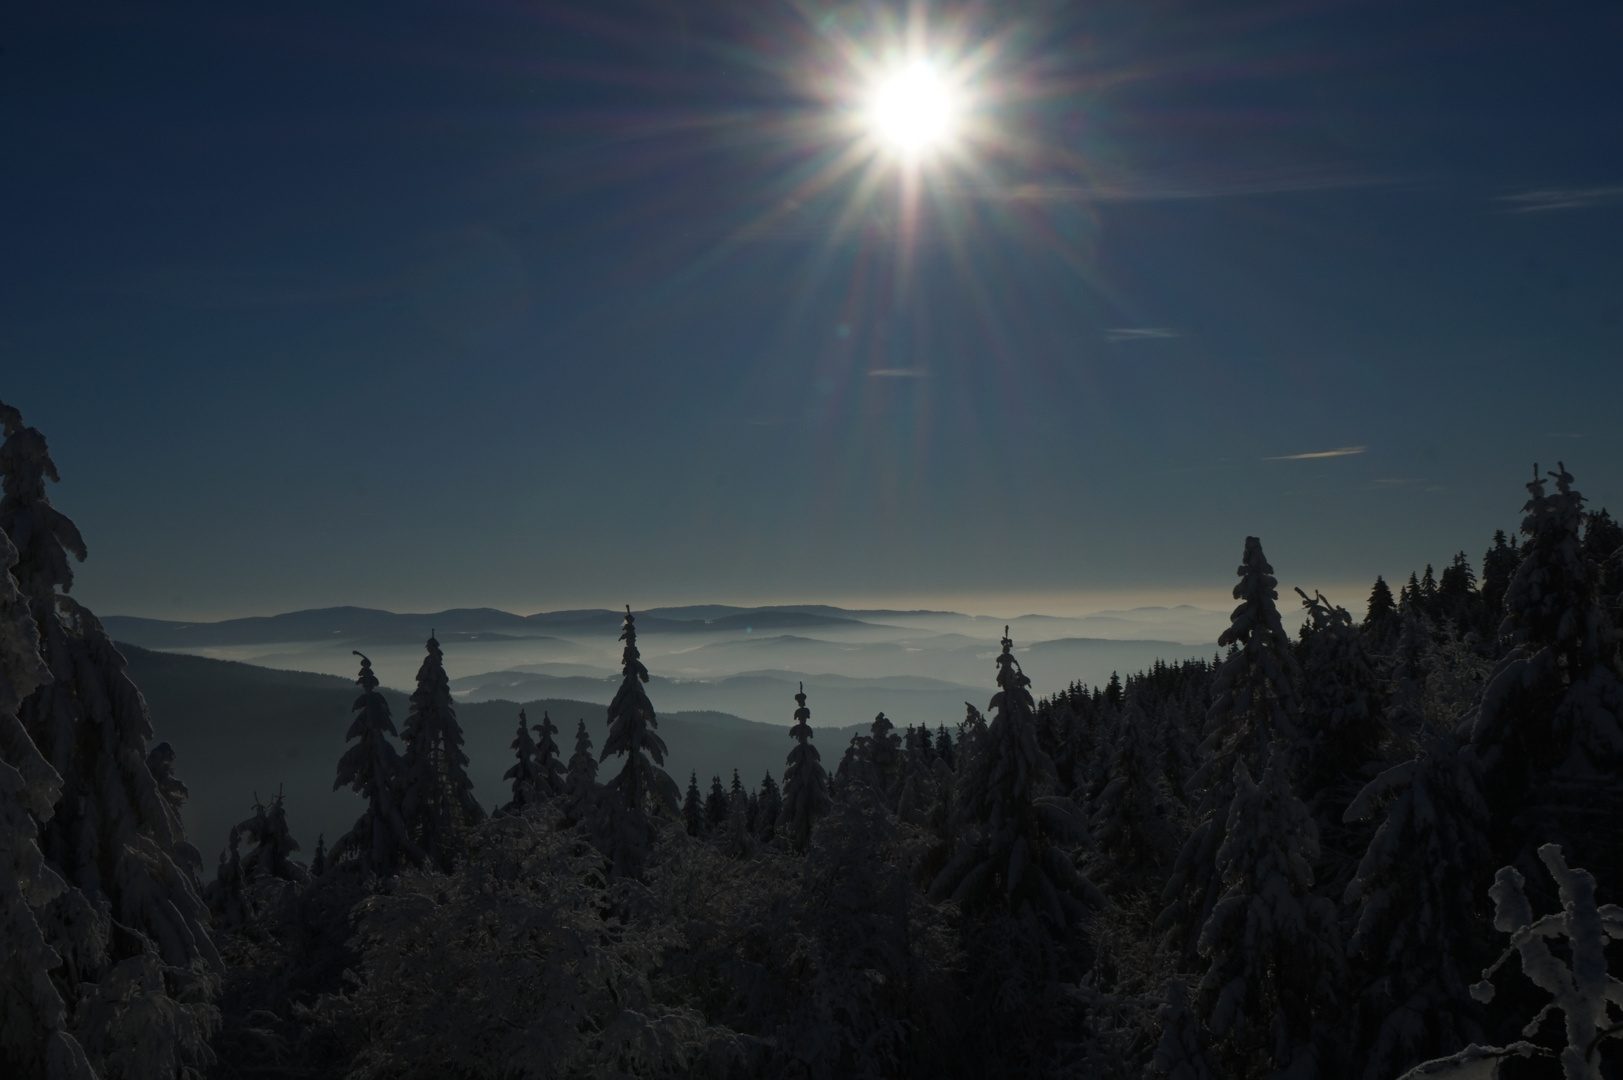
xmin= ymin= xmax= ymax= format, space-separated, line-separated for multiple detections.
xmin=1342 ymin=721 xmax=1495 ymax=1080
xmin=779 ymin=682 xmax=831 ymax=853
xmin=704 ymin=774 xmax=727 ymax=830
xmin=1149 ymin=978 xmax=1216 ymax=1080
xmin=929 ymin=628 xmax=1101 ymax=931
xmin=0 ymin=527 xmax=95 ymax=1080
xmin=0 ymin=398 xmax=221 ymax=1078
xmin=532 ymin=709 xmax=565 ymax=799
xmin=1396 ymin=843 xmax=1623 ymax=1080
xmin=560 ymin=719 xmax=600 ymax=829
xmin=721 ymin=769 xmax=754 ymax=859
xmin=598 ymin=608 xmax=680 ymax=879
xmin=683 ymin=773 xmax=704 ymax=836
xmin=330 ymin=652 xmax=422 ymax=876
xmin=501 ymin=708 xmax=541 ymax=812
xmin=1479 ymin=530 xmax=1520 ymax=637
xmin=234 ymin=788 xmax=305 ymax=885
xmin=1089 ymin=698 xmax=1179 ymax=887
xmin=1158 ymin=536 xmax=1301 ymax=963
xmin=1294 ymin=587 xmax=1387 ymax=892
xmin=1363 ymin=575 xmax=1399 ymax=645
xmin=1469 ymin=464 xmax=1623 ymax=899
xmin=398 ymin=633 xmax=484 ymax=872
xmin=1191 ymin=749 xmax=1344 ymax=1079
xmin=756 ymin=772 xmax=782 ymax=843
xmin=867 ymin=710 xmax=903 ymax=797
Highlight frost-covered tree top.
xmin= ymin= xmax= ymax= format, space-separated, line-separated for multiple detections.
xmin=1471 ymin=464 xmax=1623 ymax=782
xmin=399 ymin=632 xmax=485 ymax=865
xmin=332 ymin=651 xmax=422 ymax=875
xmin=532 ymin=709 xmax=565 ymax=798
xmin=1204 ymin=537 xmax=1301 ymax=771
xmin=780 ymin=682 xmax=830 ymax=853
xmin=502 ymin=707 xmax=540 ymax=810
xmin=0 ymin=399 xmax=85 ymax=603
xmin=0 ymin=527 xmax=95 ymax=1079
xmin=933 ymin=629 xmax=1101 ymax=929
xmin=600 ymin=608 xmax=680 ymax=817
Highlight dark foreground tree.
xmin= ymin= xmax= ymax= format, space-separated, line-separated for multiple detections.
xmin=398 ymin=633 xmax=485 ymax=871
xmin=779 ymin=683 xmax=831 ymax=853
xmin=599 ymin=608 xmax=680 ymax=878
xmin=331 ymin=652 xmax=422 ymax=875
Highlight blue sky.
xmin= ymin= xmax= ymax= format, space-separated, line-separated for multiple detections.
xmin=3 ymin=1 xmax=1621 ymax=619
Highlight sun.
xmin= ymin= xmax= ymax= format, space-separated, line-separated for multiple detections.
xmin=866 ymin=61 xmax=959 ymax=158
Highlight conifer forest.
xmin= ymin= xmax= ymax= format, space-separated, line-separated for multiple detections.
xmin=4 ymin=391 xmax=1623 ymax=1080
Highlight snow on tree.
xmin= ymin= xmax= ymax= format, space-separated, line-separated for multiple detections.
xmin=778 ymin=682 xmax=831 ymax=854
xmin=1191 ymin=751 xmax=1343 ymax=1079
xmin=867 ymin=710 xmax=902 ymax=797
xmin=598 ymin=608 xmax=681 ymax=879
xmin=1363 ymin=575 xmax=1398 ymax=642
xmin=560 ymin=719 xmax=600 ymax=829
xmin=532 ymin=709 xmax=565 ymax=800
xmin=1159 ymin=536 xmax=1301 ymax=962
xmin=310 ymin=833 xmax=326 ymax=878
xmin=1479 ymin=530 xmax=1520 ymax=632
xmin=755 ymin=772 xmax=781 ymax=843
xmin=398 ymin=632 xmax=485 ymax=871
xmin=1089 ymin=699 xmax=1178 ymax=882
xmin=0 ymin=398 xmax=221 ymax=1078
xmin=930 ymin=628 xmax=1102 ymax=931
xmin=1469 ymin=464 xmax=1623 ymax=897
xmin=721 ymin=768 xmax=754 ymax=860
xmin=234 ymin=787 xmax=306 ymax=885
xmin=1294 ymin=587 xmax=1387 ymax=889
xmin=1342 ymin=721 xmax=1494 ymax=1080
xmin=330 ymin=651 xmax=423 ymax=875
xmin=704 ymin=774 xmax=727 ymax=830
xmin=1149 ymin=978 xmax=1216 ymax=1080
xmin=1396 ymin=844 xmax=1623 ymax=1080
xmin=501 ymin=708 xmax=542 ymax=812
xmin=934 ymin=723 xmax=955 ymax=770
xmin=683 ymin=773 xmax=704 ymax=836
xmin=0 ymin=526 xmax=95 ymax=1079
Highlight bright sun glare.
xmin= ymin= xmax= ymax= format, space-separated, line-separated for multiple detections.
xmin=868 ymin=61 xmax=957 ymax=156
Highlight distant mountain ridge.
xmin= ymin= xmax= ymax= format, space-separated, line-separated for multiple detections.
xmin=118 ymin=643 xmax=865 ymax=861
xmin=104 ymin=604 xmax=881 ymax=648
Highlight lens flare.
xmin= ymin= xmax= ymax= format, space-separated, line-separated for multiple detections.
xmin=868 ymin=62 xmax=957 ymax=156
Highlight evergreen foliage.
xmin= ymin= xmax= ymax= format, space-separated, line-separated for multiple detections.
xmin=560 ymin=718 xmax=599 ymax=828
xmin=779 ymin=682 xmax=831 ymax=853
xmin=331 ymin=651 xmax=422 ymax=875
xmin=398 ymin=633 xmax=485 ymax=871
xmin=683 ymin=772 xmax=705 ymax=836
xmin=501 ymin=708 xmax=542 ymax=811
xmin=0 ymin=398 xmax=220 ymax=1080
xmin=1160 ymin=536 xmax=1300 ymax=962
xmin=599 ymin=608 xmax=681 ymax=878
xmin=929 ymin=628 xmax=1102 ymax=930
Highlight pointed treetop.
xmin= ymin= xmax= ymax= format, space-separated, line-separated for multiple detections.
xmin=995 ymin=627 xmax=1031 ymax=694
xmin=353 ymin=650 xmax=379 ymax=692
xmin=620 ymin=605 xmax=649 ymax=683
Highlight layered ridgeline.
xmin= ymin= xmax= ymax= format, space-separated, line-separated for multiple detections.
xmin=4 ymin=391 xmax=1623 ymax=1080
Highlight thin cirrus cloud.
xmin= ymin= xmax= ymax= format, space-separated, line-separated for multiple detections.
xmin=867 ymin=368 xmax=927 ymax=378
xmin=1106 ymin=328 xmax=1180 ymax=343
xmin=1496 ymin=186 xmax=1623 ymax=213
xmin=1262 ymin=446 xmax=1368 ymax=461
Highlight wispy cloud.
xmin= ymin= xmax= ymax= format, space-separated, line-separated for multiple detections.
xmin=1263 ymin=446 xmax=1367 ymax=461
xmin=1106 ymin=328 xmax=1179 ymax=343
xmin=867 ymin=368 xmax=927 ymax=378
xmin=1372 ymin=477 xmax=1425 ymax=487
xmin=1497 ymin=186 xmax=1623 ymax=213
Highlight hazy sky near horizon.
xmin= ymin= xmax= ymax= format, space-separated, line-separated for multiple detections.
xmin=4 ymin=1 xmax=1622 ymax=621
